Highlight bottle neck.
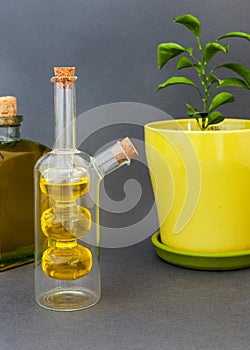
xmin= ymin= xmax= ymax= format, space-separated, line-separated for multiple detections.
xmin=52 ymin=78 xmax=77 ymax=151
xmin=0 ymin=116 xmax=22 ymax=143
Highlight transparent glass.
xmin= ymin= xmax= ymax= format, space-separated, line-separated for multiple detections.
xmin=0 ymin=116 xmax=49 ymax=271
xmin=34 ymin=74 xmax=131 ymax=311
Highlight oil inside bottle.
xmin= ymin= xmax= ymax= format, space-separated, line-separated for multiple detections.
xmin=42 ymin=240 xmax=92 ymax=280
xmin=0 ymin=140 xmax=49 ymax=271
xmin=41 ymin=205 xmax=91 ymax=241
xmin=40 ymin=175 xmax=92 ymax=280
xmin=40 ymin=175 xmax=89 ymax=200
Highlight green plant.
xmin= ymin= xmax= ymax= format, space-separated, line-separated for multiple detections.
xmin=156 ymin=14 xmax=250 ymax=130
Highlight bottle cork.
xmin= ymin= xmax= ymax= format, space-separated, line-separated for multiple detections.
xmin=0 ymin=96 xmax=17 ymax=118
xmin=114 ymin=137 xmax=138 ymax=163
xmin=121 ymin=137 xmax=138 ymax=159
xmin=54 ymin=67 xmax=75 ymax=77
xmin=53 ymin=67 xmax=76 ymax=87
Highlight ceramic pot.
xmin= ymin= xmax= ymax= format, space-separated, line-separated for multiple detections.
xmin=145 ymin=118 xmax=250 ymax=269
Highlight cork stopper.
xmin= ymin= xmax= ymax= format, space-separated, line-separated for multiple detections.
xmin=53 ymin=67 xmax=76 ymax=87
xmin=54 ymin=67 xmax=75 ymax=77
xmin=121 ymin=137 xmax=138 ymax=159
xmin=0 ymin=96 xmax=17 ymax=117
xmin=114 ymin=137 xmax=138 ymax=163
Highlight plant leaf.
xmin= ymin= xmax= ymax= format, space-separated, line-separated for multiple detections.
xmin=176 ymin=56 xmax=193 ymax=69
xmin=186 ymin=103 xmax=197 ymax=115
xmin=185 ymin=103 xmax=201 ymax=125
xmin=206 ymin=111 xmax=224 ymax=127
xmin=176 ymin=56 xmax=201 ymax=74
xmin=208 ymin=92 xmax=235 ymax=112
xmin=217 ymin=32 xmax=250 ymax=41
xmin=203 ymin=42 xmax=228 ymax=64
xmin=158 ymin=43 xmax=188 ymax=69
xmin=208 ymin=73 xmax=220 ymax=84
xmin=174 ymin=14 xmax=201 ymax=37
xmin=217 ymin=78 xmax=249 ymax=89
xmin=215 ymin=63 xmax=250 ymax=85
xmin=156 ymin=76 xmax=198 ymax=92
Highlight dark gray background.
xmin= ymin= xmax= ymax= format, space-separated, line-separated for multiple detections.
xmin=0 ymin=0 xmax=249 ymax=239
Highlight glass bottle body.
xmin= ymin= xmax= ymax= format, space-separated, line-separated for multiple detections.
xmin=34 ymin=150 xmax=101 ymax=311
xmin=0 ymin=122 xmax=49 ymax=271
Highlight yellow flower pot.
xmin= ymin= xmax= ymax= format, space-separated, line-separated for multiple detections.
xmin=145 ymin=118 xmax=250 ymax=269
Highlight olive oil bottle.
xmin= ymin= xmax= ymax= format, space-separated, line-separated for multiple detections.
xmin=34 ymin=67 xmax=138 ymax=311
xmin=0 ymin=96 xmax=49 ymax=271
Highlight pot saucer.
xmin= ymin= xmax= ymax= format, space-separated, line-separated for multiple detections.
xmin=152 ymin=231 xmax=250 ymax=270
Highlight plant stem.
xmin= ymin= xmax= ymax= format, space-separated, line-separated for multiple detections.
xmin=196 ymin=35 xmax=210 ymax=130
xmin=196 ymin=37 xmax=202 ymax=52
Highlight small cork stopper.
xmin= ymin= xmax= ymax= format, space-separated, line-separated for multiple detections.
xmin=54 ymin=67 xmax=75 ymax=77
xmin=114 ymin=137 xmax=138 ymax=163
xmin=0 ymin=96 xmax=17 ymax=117
xmin=121 ymin=137 xmax=138 ymax=159
xmin=54 ymin=67 xmax=76 ymax=87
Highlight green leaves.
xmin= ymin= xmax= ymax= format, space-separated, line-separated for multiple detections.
xmin=208 ymin=73 xmax=220 ymax=84
xmin=186 ymin=103 xmax=197 ymax=116
xmin=185 ymin=104 xmax=224 ymax=129
xmin=206 ymin=111 xmax=224 ymax=127
xmin=174 ymin=14 xmax=201 ymax=37
xmin=215 ymin=63 xmax=250 ymax=85
xmin=217 ymin=78 xmax=249 ymax=89
xmin=208 ymin=92 xmax=235 ymax=112
xmin=217 ymin=32 xmax=250 ymax=41
xmin=155 ymin=13 xmax=250 ymax=130
xmin=185 ymin=103 xmax=201 ymax=123
xmin=203 ymin=42 xmax=228 ymax=64
xmin=176 ymin=56 xmax=194 ymax=70
xmin=158 ymin=43 xmax=189 ymax=69
xmin=156 ymin=76 xmax=198 ymax=92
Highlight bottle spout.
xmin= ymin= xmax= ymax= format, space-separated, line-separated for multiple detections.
xmin=92 ymin=137 xmax=138 ymax=179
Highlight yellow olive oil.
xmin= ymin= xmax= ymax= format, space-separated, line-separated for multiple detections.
xmin=0 ymin=140 xmax=49 ymax=271
xmin=39 ymin=176 xmax=92 ymax=280
xmin=40 ymin=176 xmax=89 ymax=200
xmin=42 ymin=242 xmax=92 ymax=280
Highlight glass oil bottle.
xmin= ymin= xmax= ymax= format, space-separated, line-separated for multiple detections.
xmin=0 ymin=96 xmax=49 ymax=271
xmin=34 ymin=67 xmax=138 ymax=311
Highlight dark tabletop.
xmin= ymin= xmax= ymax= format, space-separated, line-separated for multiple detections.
xmin=1 ymin=238 xmax=250 ymax=350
